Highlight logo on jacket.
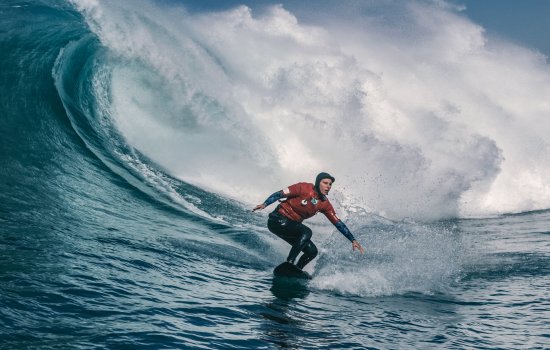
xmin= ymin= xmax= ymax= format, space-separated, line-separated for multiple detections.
xmin=301 ymin=198 xmax=318 ymax=206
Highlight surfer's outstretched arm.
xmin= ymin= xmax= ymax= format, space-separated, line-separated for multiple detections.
xmin=334 ymin=221 xmax=364 ymax=253
xmin=252 ymin=190 xmax=284 ymax=211
xmin=323 ymin=206 xmax=365 ymax=254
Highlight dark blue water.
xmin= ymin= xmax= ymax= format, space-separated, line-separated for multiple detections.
xmin=1 ymin=1 xmax=549 ymax=349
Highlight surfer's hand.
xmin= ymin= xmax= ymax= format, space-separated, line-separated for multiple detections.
xmin=252 ymin=203 xmax=266 ymax=212
xmin=352 ymin=240 xmax=364 ymax=254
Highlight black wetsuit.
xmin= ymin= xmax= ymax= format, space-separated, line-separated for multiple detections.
xmin=267 ymin=209 xmax=318 ymax=269
xmin=261 ymin=173 xmax=355 ymax=270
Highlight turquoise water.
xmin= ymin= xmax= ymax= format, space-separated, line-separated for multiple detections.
xmin=1 ymin=1 xmax=548 ymax=349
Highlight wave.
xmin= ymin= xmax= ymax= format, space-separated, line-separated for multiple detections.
xmin=64 ymin=0 xmax=550 ymax=221
xmin=35 ymin=0 xmax=548 ymax=296
xmin=53 ymin=35 xmax=219 ymax=219
xmin=2 ymin=6 xmax=549 ymax=350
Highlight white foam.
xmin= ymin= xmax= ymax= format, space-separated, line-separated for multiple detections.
xmin=311 ymin=215 xmax=463 ymax=297
xmin=72 ymin=0 xmax=550 ymax=219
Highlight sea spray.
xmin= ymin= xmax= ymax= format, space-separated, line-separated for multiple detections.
xmin=312 ymin=214 xmax=463 ymax=296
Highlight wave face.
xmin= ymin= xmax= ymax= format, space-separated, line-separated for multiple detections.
xmin=1 ymin=1 xmax=549 ymax=349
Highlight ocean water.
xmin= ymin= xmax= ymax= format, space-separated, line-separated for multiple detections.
xmin=1 ymin=0 xmax=549 ymax=349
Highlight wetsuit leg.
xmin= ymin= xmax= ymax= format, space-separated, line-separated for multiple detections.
xmin=268 ymin=212 xmax=317 ymax=267
xmin=296 ymin=241 xmax=318 ymax=269
xmin=285 ymin=224 xmax=312 ymax=264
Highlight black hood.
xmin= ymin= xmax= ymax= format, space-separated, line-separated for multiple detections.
xmin=315 ymin=172 xmax=335 ymax=200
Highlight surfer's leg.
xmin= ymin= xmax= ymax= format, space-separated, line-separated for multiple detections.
xmin=296 ymin=241 xmax=318 ymax=269
xmin=267 ymin=212 xmax=315 ymax=266
xmin=285 ymin=224 xmax=312 ymax=265
xmin=267 ymin=214 xmax=298 ymax=245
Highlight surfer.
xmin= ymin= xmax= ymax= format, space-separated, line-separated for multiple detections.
xmin=253 ymin=172 xmax=364 ymax=270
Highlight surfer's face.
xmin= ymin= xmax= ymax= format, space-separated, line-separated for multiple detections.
xmin=319 ymin=179 xmax=332 ymax=195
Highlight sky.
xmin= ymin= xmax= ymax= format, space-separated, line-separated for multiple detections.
xmin=457 ymin=0 xmax=550 ymax=58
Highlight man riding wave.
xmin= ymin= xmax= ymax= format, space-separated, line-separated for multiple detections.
xmin=253 ymin=172 xmax=364 ymax=269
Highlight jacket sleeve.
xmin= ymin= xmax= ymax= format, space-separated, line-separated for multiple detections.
xmin=282 ymin=183 xmax=304 ymax=199
xmin=262 ymin=183 xmax=302 ymax=206
xmin=262 ymin=191 xmax=284 ymax=206
xmin=334 ymin=221 xmax=356 ymax=242
xmin=322 ymin=203 xmax=356 ymax=242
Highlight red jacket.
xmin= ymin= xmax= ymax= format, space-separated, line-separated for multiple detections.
xmin=277 ymin=182 xmax=340 ymax=224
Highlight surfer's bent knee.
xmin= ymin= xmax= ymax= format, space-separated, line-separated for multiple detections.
xmin=303 ymin=241 xmax=318 ymax=258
